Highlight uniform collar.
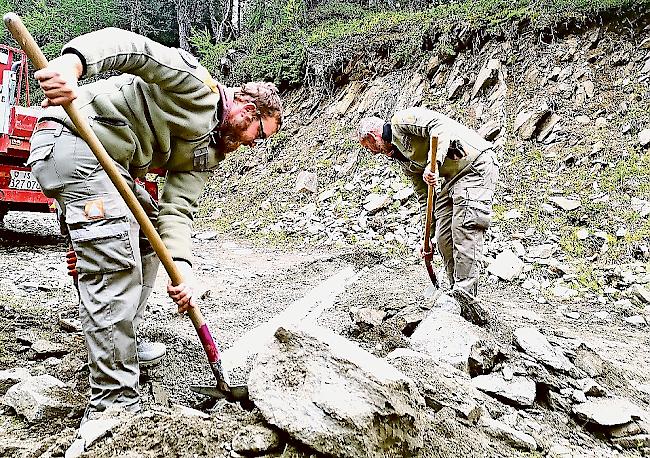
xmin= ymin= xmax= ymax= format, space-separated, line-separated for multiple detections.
xmin=216 ymin=83 xmax=230 ymax=128
xmin=382 ymin=123 xmax=392 ymax=142
xmin=210 ymin=84 xmax=230 ymax=144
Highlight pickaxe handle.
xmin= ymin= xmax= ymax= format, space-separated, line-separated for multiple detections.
xmin=3 ymin=12 xmax=230 ymax=392
xmin=423 ymin=136 xmax=439 ymax=288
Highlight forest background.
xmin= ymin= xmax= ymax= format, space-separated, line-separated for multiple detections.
xmin=0 ymin=0 xmax=646 ymax=95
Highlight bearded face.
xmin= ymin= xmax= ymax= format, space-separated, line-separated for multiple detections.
xmin=214 ymin=115 xmax=251 ymax=153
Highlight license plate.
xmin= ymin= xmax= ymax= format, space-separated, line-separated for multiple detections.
xmin=8 ymin=170 xmax=41 ymax=191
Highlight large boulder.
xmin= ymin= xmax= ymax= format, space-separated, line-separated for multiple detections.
xmin=410 ymin=310 xmax=487 ymax=371
xmin=249 ymin=324 xmax=425 ymax=458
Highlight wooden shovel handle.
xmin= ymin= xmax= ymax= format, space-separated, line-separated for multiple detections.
xmin=3 ymin=12 xmax=217 ymax=356
xmin=424 ymin=136 xmax=438 ymax=253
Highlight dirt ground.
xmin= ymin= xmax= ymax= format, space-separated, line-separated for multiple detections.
xmin=0 ymin=210 xmax=649 ymax=457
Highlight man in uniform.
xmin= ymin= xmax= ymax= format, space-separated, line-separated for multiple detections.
xmin=29 ymin=27 xmax=283 ymax=417
xmin=357 ymin=108 xmax=498 ymax=324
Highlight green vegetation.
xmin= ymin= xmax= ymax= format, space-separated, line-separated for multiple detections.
xmin=192 ymin=0 xmax=649 ymax=88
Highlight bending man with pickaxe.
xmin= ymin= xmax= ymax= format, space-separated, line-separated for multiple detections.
xmin=357 ymin=107 xmax=499 ymax=325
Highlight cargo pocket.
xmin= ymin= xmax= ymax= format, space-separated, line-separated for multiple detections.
xmin=28 ymin=142 xmax=62 ymax=197
xmin=455 ymin=187 xmax=494 ymax=230
xmin=66 ymin=195 xmax=136 ymax=274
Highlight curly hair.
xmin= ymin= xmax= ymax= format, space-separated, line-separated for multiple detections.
xmin=234 ymin=82 xmax=283 ymax=128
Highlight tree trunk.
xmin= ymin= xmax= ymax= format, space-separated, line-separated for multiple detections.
xmin=176 ymin=0 xmax=192 ymax=50
xmin=217 ymin=0 xmax=234 ymax=41
xmin=208 ymin=0 xmax=220 ymax=38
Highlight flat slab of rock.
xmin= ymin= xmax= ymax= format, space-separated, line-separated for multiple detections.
xmin=249 ymin=324 xmax=424 ymax=458
xmin=573 ymin=398 xmax=643 ymax=426
xmin=548 ymin=196 xmax=581 ymax=211
xmin=514 ymin=327 xmax=573 ymax=372
xmin=363 ymin=193 xmax=391 ymax=213
xmin=574 ymin=343 xmax=604 ymax=377
xmin=482 ymin=417 xmax=537 ymax=451
xmin=410 ymin=310 xmax=487 ymax=371
xmin=472 ymin=374 xmax=536 ymax=407
xmin=487 ymin=249 xmax=524 ymax=281
xmin=2 ymin=374 xmax=85 ymax=422
xmin=31 ymin=339 xmax=68 ymax=358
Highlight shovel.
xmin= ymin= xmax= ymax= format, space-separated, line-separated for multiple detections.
xmin=4 ymin=12 xmax=248 ymax=403
xmin=423 ymin=136 xmax=439 ymax=288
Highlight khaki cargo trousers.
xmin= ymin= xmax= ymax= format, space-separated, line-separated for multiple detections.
xmin=402 ymin=150 xmax=498 ymax=299
xmin=29 ymin=124 xmax=159 ymax=414
xmin=435 ymin=150 xmax=499 ymax=300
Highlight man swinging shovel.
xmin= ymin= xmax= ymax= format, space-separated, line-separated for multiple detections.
xmin=357 ymin=107 xmax=499 ymax=325
xmin=5 ymin=13 xmax=282 ymax=418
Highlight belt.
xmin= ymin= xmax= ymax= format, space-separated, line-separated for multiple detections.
xmin=34 ymin=119 xmax=66 ymax=134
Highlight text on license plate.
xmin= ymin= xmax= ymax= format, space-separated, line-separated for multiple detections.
xmin=8 ymin=170 xmax=41 ymax=191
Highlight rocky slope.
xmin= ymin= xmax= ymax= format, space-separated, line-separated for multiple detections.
xmin=200 ymin=5 xmax=650 ymax=318
xmin=1 ymin=4 xmax=650 ymax=458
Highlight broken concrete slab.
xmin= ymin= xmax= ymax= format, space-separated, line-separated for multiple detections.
xmin=472 ymin=373 xmax=536 ymax=407
xmin=231 ymin=424 xmax=282 ymax=455
xmin=514 ymin=327 xmax=573 ymax=372
xmin=0 ymin=367 xmax=30 ymax=394
xmin=249 ymin=324 xmax=424 ymax=458
xmin=487 ymin=249 xmax=524 ymax=281
xmin=573 ymin=398 xmax=644 ymax=426
xmin=410 ymin=310 xmax=487 ymax=371
xmin=2 ymin=374 xmax=85 ymax=423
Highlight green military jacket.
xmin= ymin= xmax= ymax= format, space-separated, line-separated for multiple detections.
xmin=390 ymin=107 xmax=494 ymax=208
xmin=42 ymin=28 xmax=226 ymax=264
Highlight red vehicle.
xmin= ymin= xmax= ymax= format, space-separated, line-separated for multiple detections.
xmin=0 ymin=44 xmax=50 ymax=224
xmin=0 ymin=45 xmax=158 ymax=228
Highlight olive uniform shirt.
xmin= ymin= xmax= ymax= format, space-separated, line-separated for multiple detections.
xmin=40 ymin=28 xmax=226 ymax=264
xmin=387 ymin=107 xmax=494 ymax=209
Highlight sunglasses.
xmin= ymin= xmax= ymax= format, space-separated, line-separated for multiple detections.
xmin=256 ymin=109 xmax=267 ymax=143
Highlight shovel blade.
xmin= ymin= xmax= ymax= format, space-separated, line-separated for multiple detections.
xmin=190 ymin=384 xmax=249 ymax=401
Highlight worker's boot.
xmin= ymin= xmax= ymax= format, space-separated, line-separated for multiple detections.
xmin=137 ymin=340 xmax=166 ymax=367
xmin=452 ymin=288 xmax=489 ymax=326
